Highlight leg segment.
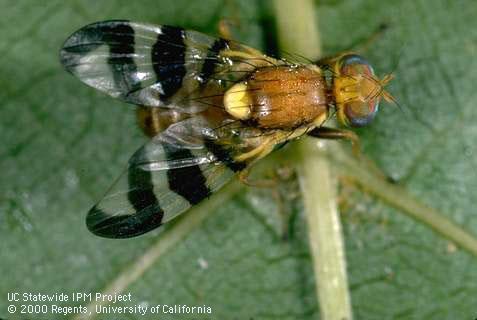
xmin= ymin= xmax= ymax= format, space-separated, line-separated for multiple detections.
xmin=307 ymin=127 xmax=361 ymax=156
xmin=309 ymin=127 xmax=393 ymax=181
xmin=238 ymin=167 xmax=277 ymax=188
xmin=218 ymin=19 xmax=235 ymax=40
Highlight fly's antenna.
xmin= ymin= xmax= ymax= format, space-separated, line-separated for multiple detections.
xmin=379 ymin=74 xmax=395 ymax=102
xmin=380 ymin=42 xmax=406 ymax=108
xmin=389 ymin=42 xmax=406 ymax=75
xmin=386 ymin=44 xmax=436 ymax=131
xmin=376 ymin=73 xmax=405 ymax=113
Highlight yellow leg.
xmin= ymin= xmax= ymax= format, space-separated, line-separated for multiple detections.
xmin=307 ymin=127 xmax=362 ymax=156
xmin=217 ymin=19 xmax=279 ymax=67
xmin=238 ymin=167 xmax=277 ymax=188
xmin=309 ymin=127 xmax=392 ymax=181
xmin=217 ymin=0 xmax=241 ymax=40
xmin=235 ymin=138 xmax=276 ymax=162
xmin=218 ymin=19 xmax=234 ymax=40
xmin=351 ymin=23 xmax=389 ymax=54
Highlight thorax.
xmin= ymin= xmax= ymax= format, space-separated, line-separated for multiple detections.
xmin=224 ymin=65 xmax=329 ymax=129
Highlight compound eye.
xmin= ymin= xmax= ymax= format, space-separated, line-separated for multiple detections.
xmin=339 ymin=99 xmax=379 ymax=127
xmin=335 ymin=54 xmax=380 ymax=127
xmin=338 ymin=54 xmax=375 ymax=78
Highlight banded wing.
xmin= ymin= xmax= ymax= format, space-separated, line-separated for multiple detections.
xmin=61 ymin=21 xmax=283 ymax=238
xmin=87 ymin=117 xmax=247 ymax=238
xmin=60 ymin=20 xmax=280 ymax=112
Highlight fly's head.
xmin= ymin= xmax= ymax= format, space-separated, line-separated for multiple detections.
xmin=328 ymin=53 xmax=394 ymax=127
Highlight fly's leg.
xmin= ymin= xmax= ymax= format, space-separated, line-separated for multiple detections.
xmin=218 ymin=10 xmax=277 ymax=61
xmin=272 ymin=165 xmax=299 ymax=240
xmin=217 ymin=0 xmax=242 ymax=40
xmin=238 ymin=167 xmax=277 ymax=188
xmin=240 ymin=164 xmax=299 ymax=240
xmin=218 ymin=19 xmax=236 ymax=40
xmin=307 ymin=127 xmax=361 ymax=156
xmin=348 ymin=23 xmax=389 ymax=54
xmin=308 ymin=127 xmax=391 ymax=181
xmin=316 ymin=23 xmax=389 ymax=66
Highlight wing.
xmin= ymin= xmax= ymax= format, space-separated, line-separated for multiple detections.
xmin=60 ymin=20 xmax=280 ymax=112
xmin=86 ymin=117 xmax=247 ymax=238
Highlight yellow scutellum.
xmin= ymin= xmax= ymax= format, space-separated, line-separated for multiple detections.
xmin=224 ymin=82 xmax=252 ymax=120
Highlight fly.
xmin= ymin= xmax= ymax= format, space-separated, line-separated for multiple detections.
xmin=60 ymin=20 xmax=393 ymax=238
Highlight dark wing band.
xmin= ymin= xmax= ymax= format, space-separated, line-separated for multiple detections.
xmin=86 ymin=118 xmax=245 ymax=238
xmin=60 ymin=20 xmax=276 ymax=112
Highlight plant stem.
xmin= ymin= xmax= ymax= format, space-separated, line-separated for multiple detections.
xmin=332 ymin=147 xmax=477 ymax=257
xmin=298 ymin=140 xmax=354 ymax=320
xmin=273 ymin=1 xmax=353 ymax=319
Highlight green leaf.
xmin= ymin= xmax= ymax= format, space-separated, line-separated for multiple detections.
xmin=1 ymin=0 xmax=476 ymax=319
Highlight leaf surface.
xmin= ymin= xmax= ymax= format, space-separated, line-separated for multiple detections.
xmin=0 ymin=0 xmax=476 ymax=319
